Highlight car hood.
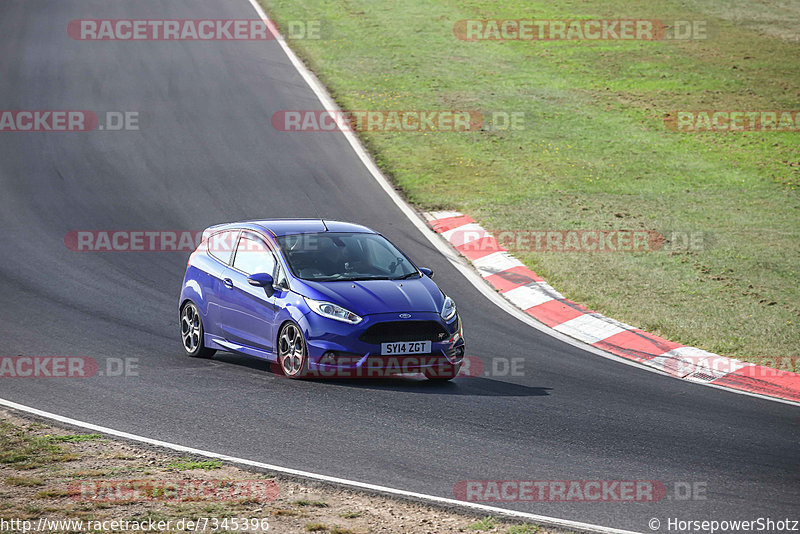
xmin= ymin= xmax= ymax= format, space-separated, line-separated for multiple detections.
xmin=295 ymin=276 xmax=445 ymax=316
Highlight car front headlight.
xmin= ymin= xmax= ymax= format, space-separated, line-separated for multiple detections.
xmin=441 ymin=295 xmax=457 ymax=322
xmin=304 ymin=297 xmax=363 ymax=324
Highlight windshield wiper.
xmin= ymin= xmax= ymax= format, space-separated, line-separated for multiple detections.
xmin=393 ymin=271 xmax=420 ymax=280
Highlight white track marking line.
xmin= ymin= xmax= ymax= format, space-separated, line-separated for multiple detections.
xmin=649 ymin=347 xmax=750 ymax=379
xmin=424 ymin=210 xmax=463 ymax=221
xmin=553 ymin=315 xmax=627 ymax=345
xmin=0 ymin=398 xmax=641 ymax=534
xmin=504 ymin=283 xmax=557 ymax=309
xmin=442 ymin=223 xmax=488 ymax=245
xmin=472 ymin=252 xmax=526 ymax=277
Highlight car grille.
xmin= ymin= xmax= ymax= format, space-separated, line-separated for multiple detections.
xmin=358 ymin=320 xmax=450 ymax=344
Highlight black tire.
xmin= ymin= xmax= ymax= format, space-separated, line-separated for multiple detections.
xmin=277 ymin=321 xmax=308 ymax=379
xmin=180 ymin=302 xmax=216 ymax=358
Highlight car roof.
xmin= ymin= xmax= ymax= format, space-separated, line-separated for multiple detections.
xmin=206 ymin=219 xmax=377 ymax=237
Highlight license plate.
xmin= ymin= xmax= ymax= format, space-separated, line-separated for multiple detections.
xmin=380 ymin=341 xmax=431 ymax=355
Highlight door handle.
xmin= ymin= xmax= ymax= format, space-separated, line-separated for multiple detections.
xmin=223 ymin=278 xmax=234 ymax=289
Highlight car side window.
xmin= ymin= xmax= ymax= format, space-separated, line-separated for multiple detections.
xmin=207 ymin=230 xmax=239 ymax=264
xmin=232 ymin=234 xmax=276 ymax=276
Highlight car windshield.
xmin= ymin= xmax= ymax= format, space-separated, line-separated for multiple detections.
xmin=276 ymin=232 xmax=420 ymax=282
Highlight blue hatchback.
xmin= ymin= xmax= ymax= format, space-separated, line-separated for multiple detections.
xmin=179 ymin=219 xmax=465 ymax=380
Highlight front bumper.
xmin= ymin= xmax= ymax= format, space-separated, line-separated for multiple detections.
xmin=301 ymin=310 xmax=465 ymax=377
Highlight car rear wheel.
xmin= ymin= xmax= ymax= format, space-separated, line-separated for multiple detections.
xmin=180 ymin=302 xmax=216 ymax=358
xmin=278 ymin=322 xmax=308 ymax=378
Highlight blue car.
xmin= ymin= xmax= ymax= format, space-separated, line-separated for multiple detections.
xmin=179 ymin=219 xmax=465 ymax=380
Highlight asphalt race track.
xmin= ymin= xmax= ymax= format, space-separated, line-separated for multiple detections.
xmin=0 ymin=1 xmax=798 ymax=531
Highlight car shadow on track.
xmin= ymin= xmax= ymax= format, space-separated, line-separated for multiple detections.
xmin=210 ymin=352 xmax=550 ymax=397
xmin=307 ymin=377 xmax=551 ymax=397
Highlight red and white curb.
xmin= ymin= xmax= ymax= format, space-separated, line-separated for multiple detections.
xmin=424 ymin=211 xmax=800 ymax=404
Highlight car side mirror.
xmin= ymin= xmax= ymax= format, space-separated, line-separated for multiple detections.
xmin=419 ymin=267 xmax=434 ymax=278
xmin=247 ymin=273 xmax=274 ymax=288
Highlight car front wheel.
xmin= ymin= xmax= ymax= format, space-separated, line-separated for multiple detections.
xmin=278 ymin=322 xmax=308 ymax=379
